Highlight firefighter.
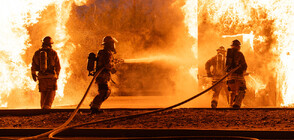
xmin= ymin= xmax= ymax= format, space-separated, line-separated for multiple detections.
xmin=31 ymin=36 xmax=61 ymax=109
xmin=205 ymin=46 xmax=230 ymax=108
xmin=90 ymin=36 xmax=118 ymax=114
xmin=226 ymin=39 xmax=247 ymax=108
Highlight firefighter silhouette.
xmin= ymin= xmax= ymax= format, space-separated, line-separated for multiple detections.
xmin=205 ymin=46 xmax=230 ymax=108
xmin=31 ymin=36 xmax=60 ymax=109
xmin=226 ymin=39 xmax=247 ymax=108
xmin=89 ymin=36 xmax=118 ymax=114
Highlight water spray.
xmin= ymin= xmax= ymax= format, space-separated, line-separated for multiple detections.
xmin=124 ymin=55 xmax=180 ymax=63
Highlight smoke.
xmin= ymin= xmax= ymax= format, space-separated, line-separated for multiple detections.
xmin=47 ymin=0 xmax=203 ymax=107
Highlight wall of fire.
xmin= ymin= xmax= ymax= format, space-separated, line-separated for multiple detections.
xmin=1 ymin=0 xmax=292 ymax=108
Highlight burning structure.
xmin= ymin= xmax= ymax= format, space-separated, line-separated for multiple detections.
xmin=115 ymin=59 xmax=177 ymax=96
xmin=0 ymin=0 xmax=293 ymax=108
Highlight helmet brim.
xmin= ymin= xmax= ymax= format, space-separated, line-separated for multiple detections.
xmin=217 ymin=50 xmax=226 ymax=52
xmin=102 ymin=37 xmax=118 ymax=45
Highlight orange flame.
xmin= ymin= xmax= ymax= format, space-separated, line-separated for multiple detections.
xmin=182 ymin=0 xmax=198 ymax=82
xmin=54 ymin=1 xmax=74 ymax=100
xmin=182 ymin=0 xmax=294 ymax=106
xmin=0 ymin=1 xmax=54 ymax=107
xmin=247 ymin=74 xmax=266 ymax=96
xmin=222 ymin=31 xmax=254 ymax=51
xmin=0 ymin=0 xmax=87 ymax=108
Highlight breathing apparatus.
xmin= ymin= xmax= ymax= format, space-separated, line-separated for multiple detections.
xmin=39 ymin=36 xmax=54 ymax=73
xmin=87 ymin=52 xmax=97 ymax=76
xmin=40 ymin=51 xmax=47 ymax=73
xmin=226 ymin=39 xmax=241 ymax=72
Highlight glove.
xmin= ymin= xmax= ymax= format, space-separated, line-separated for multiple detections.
xmin=207 ymin=73 xmax=213 ymax=77
xmin=32 ymin=73 xmax=37 ymax=82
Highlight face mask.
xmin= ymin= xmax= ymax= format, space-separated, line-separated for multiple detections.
xmin=112 ymin=43 xmax=117 ymax=54
xmin=232 ymin=46 xmax=240 ymax=51
xmin=105 ymin=43 xmax=116 ymax=54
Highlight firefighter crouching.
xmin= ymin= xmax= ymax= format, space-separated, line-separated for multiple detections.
xmin=205 ymin=46 xmax=230 ymax=108
xmin=226 ymin=39 xmax=247 ymax=108
xmin=31 ymin=36 xmax=61 ymax=109
xmin=88 ymin=36 xmax=119 ymax=114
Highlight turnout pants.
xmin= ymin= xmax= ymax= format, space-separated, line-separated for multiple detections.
xmin=227 ymin=79 xmax=246 ymax=108
xmin=90 ymin=84 xmax=111 ymax=110
xmin=38 ymin=78 xmax=57 ymax=109
xmin=41 ymin=91 xmax=56 ymax=109
xmin=90 ymin=73 xmax=111 ymax=110
xmin=211 ymin=81 xmax=230 ymax=107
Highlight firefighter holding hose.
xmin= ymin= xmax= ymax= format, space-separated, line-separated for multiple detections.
xmin=31 ymin=36 xmax=61 ymax=109
xmin=226 ymin=39 xmax=247 ymax=108
xmin=205 ymin=46 xmax=230 ymax=108
xmin=88 ymin=36 xmax=119 ymax=114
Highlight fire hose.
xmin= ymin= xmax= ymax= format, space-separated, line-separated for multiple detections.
xmin=22 ymin=66 xmax=240 ymax=139
xmin=19 ymin=68 xmax=104 ymax=140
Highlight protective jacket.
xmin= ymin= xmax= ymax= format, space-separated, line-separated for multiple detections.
xmin=205 ymin=54 xmax=226 ymax=81
xmin=31 ymin=46 xmax=60 ymax=76
xmin=226 ymin=51 xmax=247 ymax=81
xmin=226 ymin=49 xmax=247 ymax=75
xmin=31 ymin=46 xmax=61 ymax=91
xmin=233 ymin=51 xmax=247 ymax=74
xmin=95 ymin=49 xmax=114 ymax=83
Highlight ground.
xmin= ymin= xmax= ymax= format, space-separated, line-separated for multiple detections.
xmin=0 ymin=108 xmax=294 ymax=131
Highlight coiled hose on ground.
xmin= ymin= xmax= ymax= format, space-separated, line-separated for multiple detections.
xmin=23 ymin=66 xmax=240 ymax=139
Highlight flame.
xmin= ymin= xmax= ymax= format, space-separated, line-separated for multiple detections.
xmin=182 ymin=0 xmax=294 ymax=106
xmin=182 ymin=0 xmax=198 ymax=82
xmin=271 ymin=2 xmax=294 ymax=106
xmin=0 ymin=1 xmax=53 ymax=107
xmin=54 ymin=1 xmax=74 ymax=99
xmin=48 ymin=0 xmax=87 ymax=100
xmin=0 ymin=0 xmax=87 ymax=108
xmin=247 ymin=74 xmax=266 ymax=96
xmin=222 ymin=31 xmax=255 ymax=51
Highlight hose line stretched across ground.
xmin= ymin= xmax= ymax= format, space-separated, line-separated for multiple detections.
xmin=19 ymin=68 xmax=104 ymax=140
xmin=47 ymin=66 xmax=241 ymax=139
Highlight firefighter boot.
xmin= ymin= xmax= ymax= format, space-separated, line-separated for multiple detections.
xmin=41 ymin=91 xmax=56 ymax=109
xmin=90 ymin=89 xmax=110 ymax=114
xmin=90 ymin=107 xmax=104 ymax=114
xmin=211 ymin=85 xmax=221 ymax=108
xmin=233 ymin=90 xmax=245 ymax=109
xmin=211 ymin=100 xmax=217 ymax=108
xmin=90 ymin=102 xmax=103 ymax=114
xmin=230 ymin=92 xmax=236 ymax=108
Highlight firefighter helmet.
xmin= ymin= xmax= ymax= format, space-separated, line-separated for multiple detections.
xmin=217 ymin=46 xmax=226 ymax=52
xmin=102 ymin=36 xmax=118 ymax=45
xmin=43 ymin=36 xmax=54 ymax=45
xmin=231 ymin=39 xmax=241 ymax=46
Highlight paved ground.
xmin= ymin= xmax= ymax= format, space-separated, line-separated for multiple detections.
xmin=0 ymin=108 xmax=294 ymax=131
